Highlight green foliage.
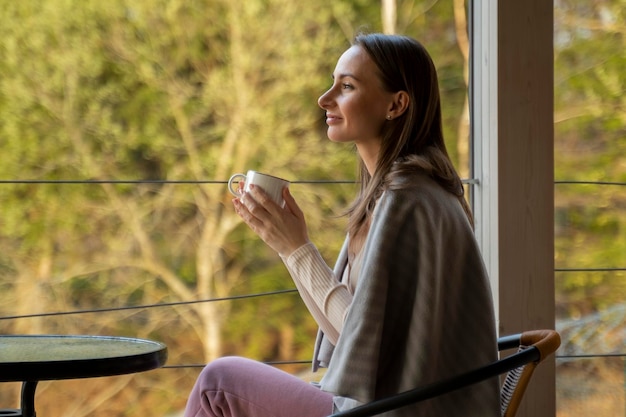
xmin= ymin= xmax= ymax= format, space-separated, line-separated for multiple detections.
xmin=554 ymin=0 xmax=626 ymax=318
xmin=0 ymin=6 xmax=381 ymax=412
xmin=5 ymin=0 xmax=623 ymax=414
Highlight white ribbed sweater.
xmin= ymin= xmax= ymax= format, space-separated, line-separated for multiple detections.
xmin=281 ymin=242 xmax=356 ymax=345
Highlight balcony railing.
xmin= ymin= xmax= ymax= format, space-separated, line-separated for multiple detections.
xmin=0 ymin=178 xmax=624 ymax=416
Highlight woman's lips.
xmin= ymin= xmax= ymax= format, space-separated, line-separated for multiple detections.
xmin=325 ymin=114 xmax=341 ymax=124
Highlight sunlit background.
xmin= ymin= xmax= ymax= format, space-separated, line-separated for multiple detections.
xmin=0 ymin=1 xmax=624 ymax=416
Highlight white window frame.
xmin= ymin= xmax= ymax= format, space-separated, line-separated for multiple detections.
xmin=469 ymin=0 xmax=500 ymax=320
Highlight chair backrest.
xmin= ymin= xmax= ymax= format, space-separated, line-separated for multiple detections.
xmin=499 ymin=329 xmax=561 ymax=417
xmin=327 ymin=329 xmax=561 ymax=417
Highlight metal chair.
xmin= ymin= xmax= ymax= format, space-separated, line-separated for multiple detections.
xmin=328 ymin=329 xmax=561 ymax=417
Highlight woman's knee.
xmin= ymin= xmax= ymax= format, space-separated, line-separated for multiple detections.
xmin=195 ymin=356 xmax=255 ymax=391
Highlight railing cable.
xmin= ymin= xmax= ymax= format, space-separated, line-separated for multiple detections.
xmin=0 ymin=289 xmax=298 ymax=321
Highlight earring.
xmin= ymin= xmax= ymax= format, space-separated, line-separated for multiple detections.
xmin=386 ymin=115 xmax=392 ymax=120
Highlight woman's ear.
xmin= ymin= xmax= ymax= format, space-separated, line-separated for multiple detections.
xmin=387 ymin=91 xmax=410 ymax=119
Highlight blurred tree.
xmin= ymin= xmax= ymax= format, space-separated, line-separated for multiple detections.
xmin=0 ymin=0 xmax=353 ymax=414
xmin=0 ymin=0 xmax=475 ymax=416
xmin=553 ymin=0 xmax=626 ymax=318
xmin=0 ymin=0 xmax=354 ymax=349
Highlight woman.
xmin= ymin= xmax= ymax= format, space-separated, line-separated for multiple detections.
xmin=184 ymin=33 xmax=500 ymax=417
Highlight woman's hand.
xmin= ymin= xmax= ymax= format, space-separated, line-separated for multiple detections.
xmin=232 ymin=184 xmax=310 ymax=257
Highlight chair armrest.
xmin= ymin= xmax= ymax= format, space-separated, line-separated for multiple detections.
xmin=498 ymin=333 xmax=522 ymax=351
xmin=328 ymin=346 xmax=540 ymax=417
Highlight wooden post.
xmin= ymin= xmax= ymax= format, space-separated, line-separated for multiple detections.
xmin=497 ymin=1 xmax=555 ymax=416
xmin=470 ymin=0 xmax=556 ymax=415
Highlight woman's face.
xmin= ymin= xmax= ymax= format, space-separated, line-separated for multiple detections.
xmin=318 ymin=46 xmax=396 ymax=150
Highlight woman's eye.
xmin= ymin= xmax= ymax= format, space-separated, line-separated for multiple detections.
xmin=342 ymin=83 xmax=353 ymax=90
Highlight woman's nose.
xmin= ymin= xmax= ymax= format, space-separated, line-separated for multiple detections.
xmin=318 ymin=88 xmax=333 ymax=109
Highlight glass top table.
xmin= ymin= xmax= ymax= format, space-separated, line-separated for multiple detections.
xmin=0 ymin=335 xmax=168 ymax=417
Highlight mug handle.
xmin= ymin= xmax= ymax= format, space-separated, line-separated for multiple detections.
xmin=227 ymin=173 xmax=247 ymax=197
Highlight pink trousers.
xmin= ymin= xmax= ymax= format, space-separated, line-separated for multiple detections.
xmin=183 ymin=356 xmax=334 ymax=417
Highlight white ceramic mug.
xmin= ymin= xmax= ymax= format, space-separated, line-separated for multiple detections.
xmin=228 ymin=170 xmax=290 ymax=207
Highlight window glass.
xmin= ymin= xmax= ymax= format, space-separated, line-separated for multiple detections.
xmin=554 ymin=1 xmax=626 ymax=415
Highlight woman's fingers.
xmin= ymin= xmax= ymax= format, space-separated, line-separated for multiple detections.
xmin=282 ymin=187 xmax=304 ymax=219
xmin=246 ymin=185 xmax=273 ymax=210
xmin=233 ymin=187 xmax=274 ymax=234
xmin=232 ymin=185 xmax=309 ymax=256
xmin=232 ymin=198 xmax=257 ymax=230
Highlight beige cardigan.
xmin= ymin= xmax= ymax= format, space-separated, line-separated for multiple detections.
xmin=309 ymin=173 xmax=501 ymax=416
